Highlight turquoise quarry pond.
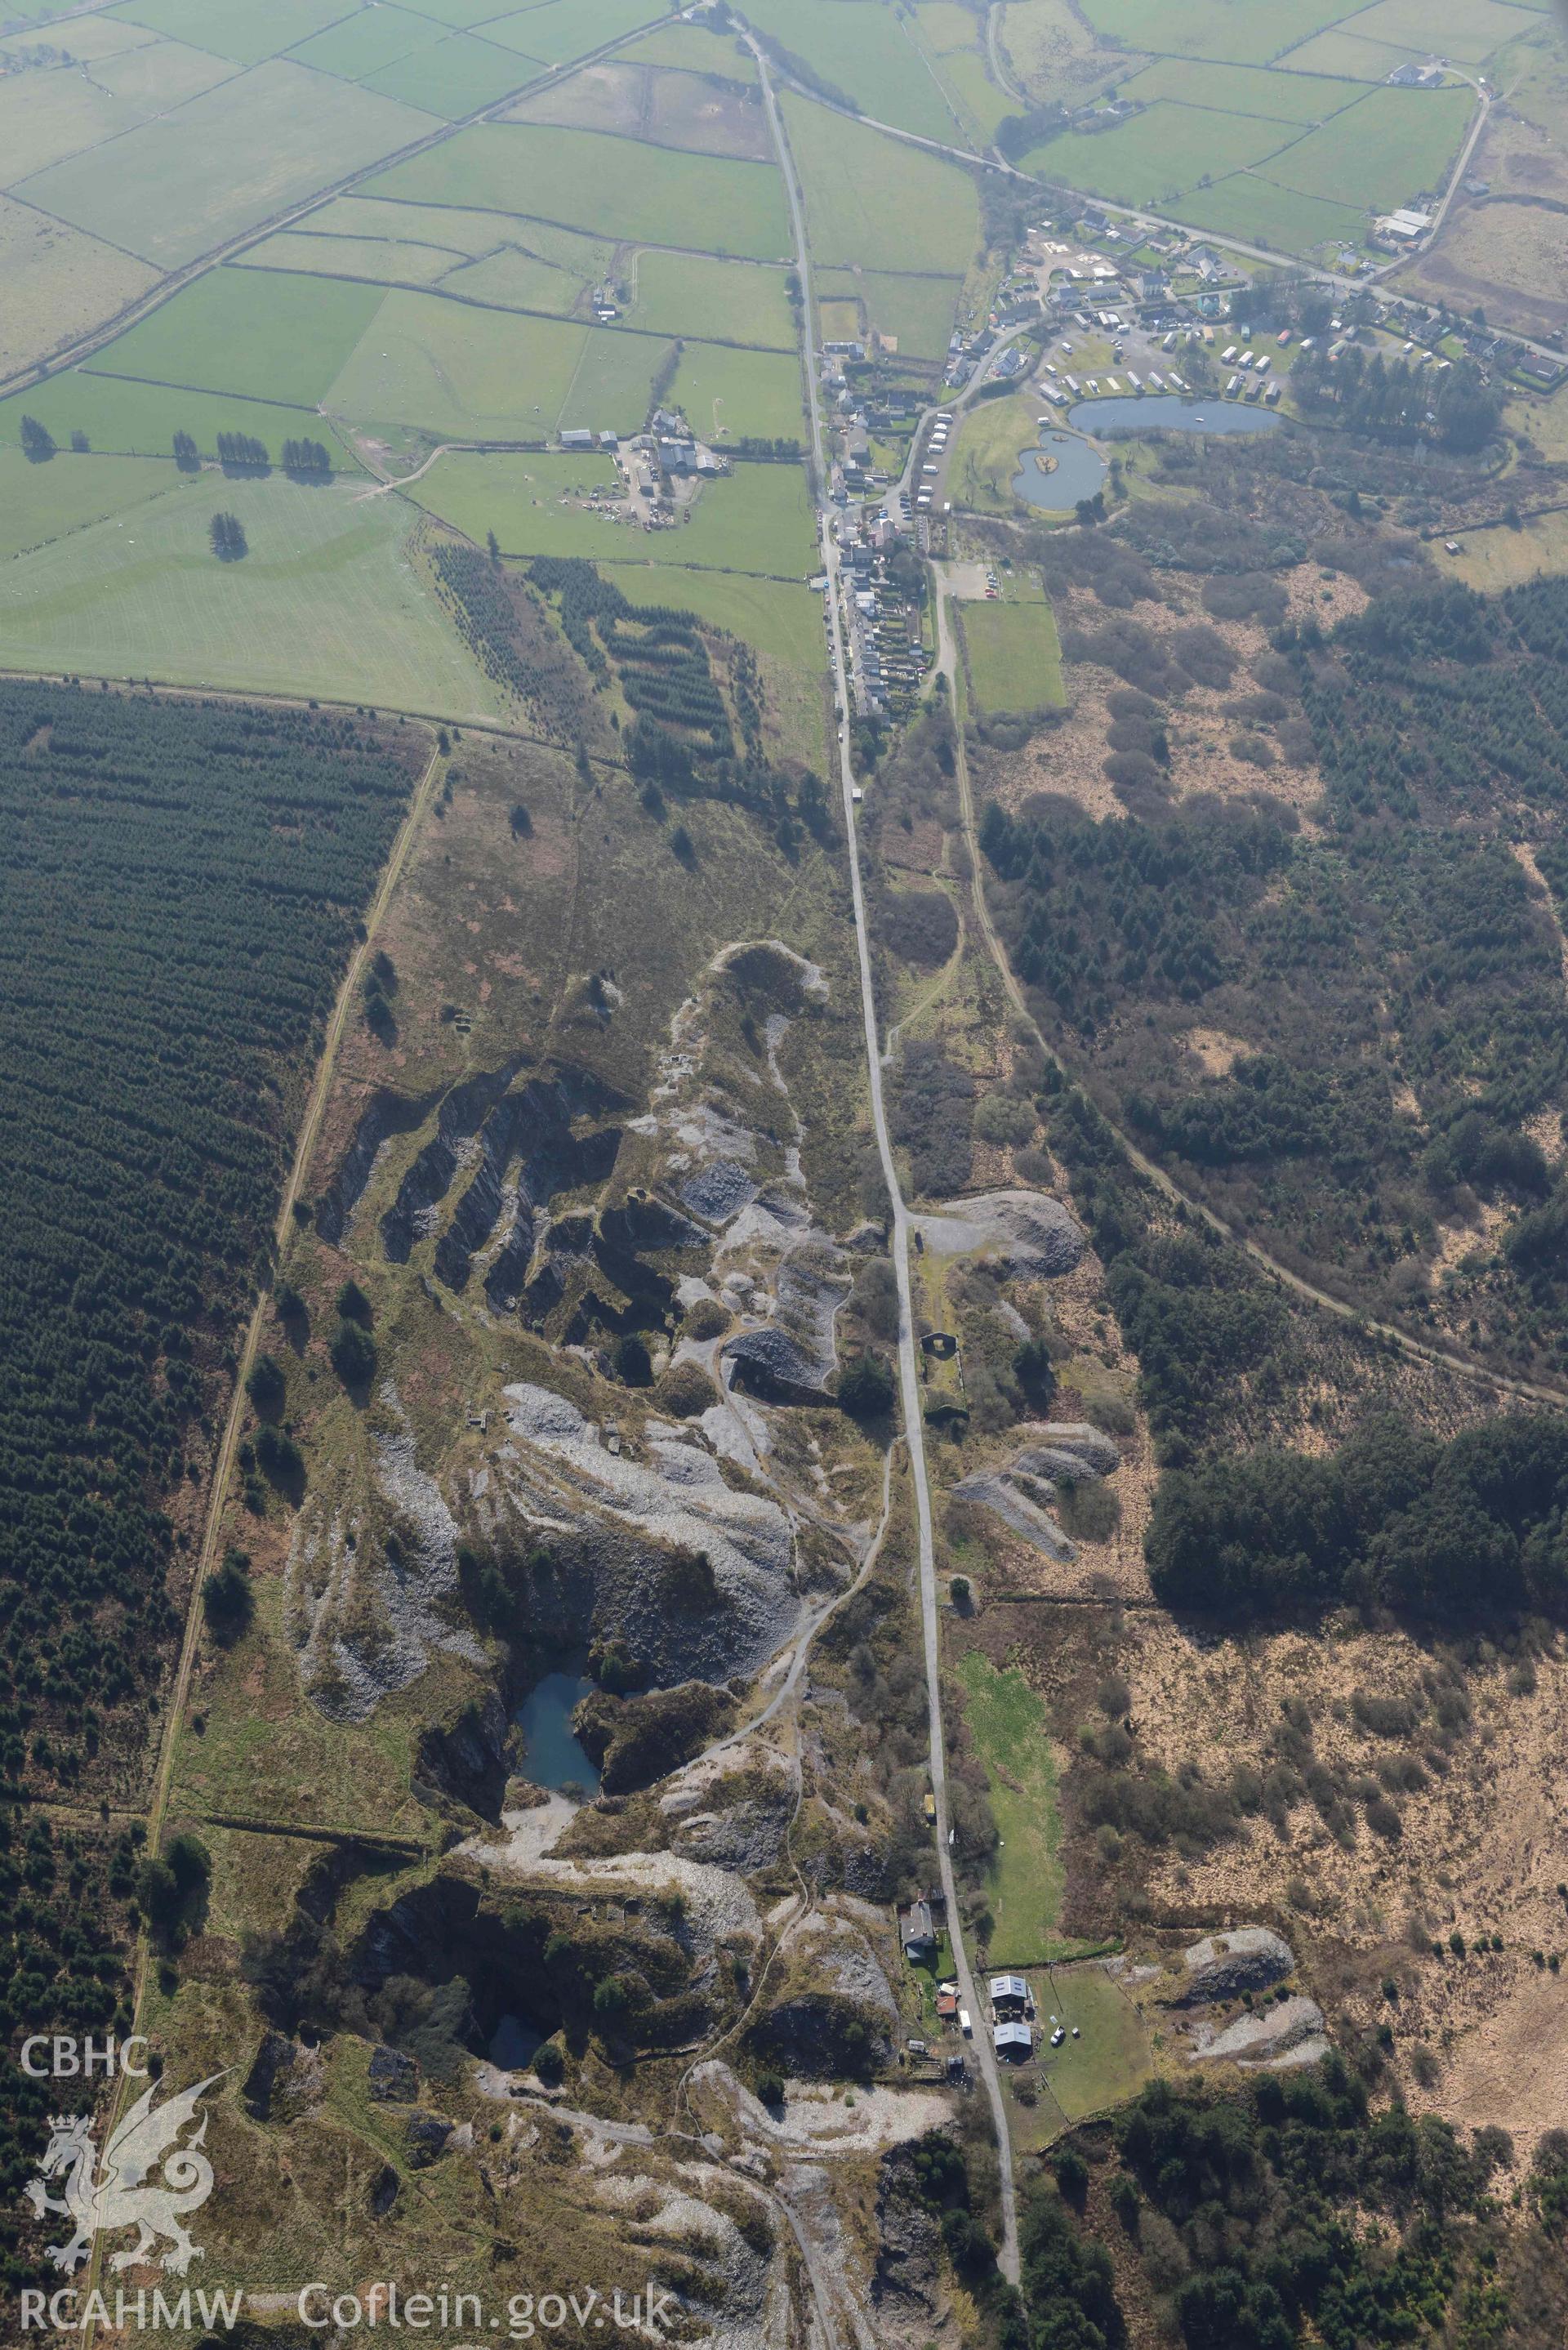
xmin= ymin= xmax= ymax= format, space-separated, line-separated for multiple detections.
xmin=516 ymin=1666 xmax=600 ymax=1793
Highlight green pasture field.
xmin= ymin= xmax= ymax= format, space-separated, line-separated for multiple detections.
xmin=437 ymin=245 xmax=597 ymax=313
xmin=85 ymin=268 xmax=385 ymax=409
xmin=816 ymin=268 xmax=960 ymax=363
xmin=107 ymin=0 xmax=358 ymax=67
xmin=285 ymin=2 xmax=445 ymax=82
xmin=782 ymin=95 xmax=980 ymax=276
xmin=0 ymin=38 xmax=232 ymax=187
xmin=324 ymin=288 xmax=664 ymax=439
xmin=231 ymin=231 xmax=456 ymax=289
xmin=953 ymin=1648 xmax=1068 ymax=1969
xmin=16 ymin=61 xmax=435 ymax=270
xmin=480 ymin=0 xmax=675 ymax=67
xmin=0 ymin=472 xmax=509 ymax=719
xmin=1117 ymin=56 xmax=1365 ymax=121
xmin=416 ymin=453 xmax=814 ymax=577
xmin=325 ymin=288 xmax=589 ymax=438
xmin=669 ymin=343 xmax=804 ymax=444
xmin=1025 ymin=100 xmax=1291 ymax=205
xmin=614 ymin=20 xmax=758 ymax=78
xmin=1007 ymin=1967 xmax=1154 ymax=2152
xmin=376 ymin=0 xmax=514 ymax=25
xmin=928 ymin=46 xmax=1015 ymax=143
xmin=1334 ymin=0 xmax=1543 ymax=61
xmin=364 ymin=32 xmax=541 ymax=117
xmin=605 ymin=564 xmax=824 ymax=668
xmin=1179 ymin=172 xmax=1367 ymax=254
xmin=558 ymin=323 xmax=673 ymax=431
xmin=406 ymin=447 xmax=619 ymax=554
xmin=739 ymin=0 xmax=963 ymax=142
xmin=0 ymin=373 xmax=358 ymax=466
xmin=959 ymin=595 xmax=1064 ymax=711
xmin=28 ymin=13 xmax=154 ymax=59
xmin=0 ymin=448 xmax=176 ymax=564
xmin=661 ymin=462 xmax=817 ymax=574
xmin=0 ymin=197 xmax=158 ymax=383
xmin=1267 ymin=82 xmax=1475 ymax=207
xmin=1281 ymin=27 xmax=1425 ymax=74
xmin=1078 ymin=0 xmax=1355 ymax=62
xmin=628 ymin=252 xmax=795 ymax=348
xmin=367 ymin=122 xmax=789 ymax=259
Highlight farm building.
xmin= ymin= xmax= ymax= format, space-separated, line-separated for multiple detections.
xmin=991 ymin=1974 xmax=1031 ymax=2016
xmin=994 ymin=2021 xmax=1033 ymax=2061
xmin=900 ymin=1900 xmax=938 ymax=1960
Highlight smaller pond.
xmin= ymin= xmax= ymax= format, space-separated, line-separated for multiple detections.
xmin=488 ymin=2012 xmax=543 ymax=2071
xmin=1011 ymin=430 xmax=1108 ymax=512
xmin=1067 ymin=394 xmax=1282 ymax=439
xmin=515 ymin=1665 xmax=600 ymax=1793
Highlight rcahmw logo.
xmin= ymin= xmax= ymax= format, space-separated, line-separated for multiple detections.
xmin=16 ymin=2044 xmax=223 ymax=2281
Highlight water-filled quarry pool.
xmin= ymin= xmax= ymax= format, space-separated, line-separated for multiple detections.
xmin=515 ymin=1665 xmax=600 ymax=1793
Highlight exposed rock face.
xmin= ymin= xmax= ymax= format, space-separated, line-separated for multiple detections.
xmin=912 ymin=1188 xmax=1085 ymax=1278
xmin=954 ymin=1422 xmax=1123 ymax=1563
xmin=317 ymin=1089 xmax=434 ymax=1245
xmin=416 ymin=1690 xmax=510 ymax=1820
xmin=489 ymin=1383 xmax=803 ymax=1684
xmin=1189 ymin=1993 xmax=1327 ymax=2069
xmin=1175 ymin=1927 xmax=1295 ymax=2006
xmin=242 ymin=2033 xmax=325 ymax=2123
xmin=368 ymin=2046 xmax=418 ymax=2103
xmin=724 ymin=1322 xmax=835 ymax=1406
xmin=404 ymin=2111 xmax=453 ymax=2168
xmin=873 ymin=2149 xmax=946 ymax=2342
xmin=381 ymin=1062 xmax=524 ymax=1264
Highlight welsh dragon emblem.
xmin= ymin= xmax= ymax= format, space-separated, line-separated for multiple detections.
xmin=23 ymin=2073 xmax=222 ymax=2275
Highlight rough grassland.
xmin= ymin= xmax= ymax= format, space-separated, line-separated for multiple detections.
xmin=0 ymin=447 xmax=176 ymax=563
xmin=669 ymin=342 xmax=805 ymax=444
xmin=437 ymin=245 xmax=599 ymax=313
xmin=929 ymin=47 xmax=1016 ymax=144
xmin=366 ymin=122 xmax=790 ymax=259
xmin=959 ymin=596 xmax=1065 ymax=712
xmin=16 ymin=63 xmax=434 ymax=271
xmin=324 ymin=289 xmax=662 ymax=440
xmin=1267 ymin=82 xmax=1476 ymax=207
xmin=0 ymin=373 xmax=354 ymax=464
xmin=742 ymin=0 xmax=963 ymax=141
xmin=0 ymin=473 xmax=508 ymax=719
xmin=0 ymin=38 xmax=234 ymax=186
xmin=628 ymin=251 xmax=795 ymax=348
xmin=1179 ymin=173 xmax=1367 ymax=254
xmin=953 ymin=1647 xmax=1067 ymax=1969
xmin=86 ymin=268 xmax=385 ymax=409
xmin=363 ymin=33 xmax=542 ymax=118
xmin=782 ymin=93 xmax=979 ymax=276
xmin=108 ymin=0 xmax=362 ymax=67
xmin=0 ymin=197 xmax=158 ymax=380
xmin=510 ymin=62 xmax=773 ymax=160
